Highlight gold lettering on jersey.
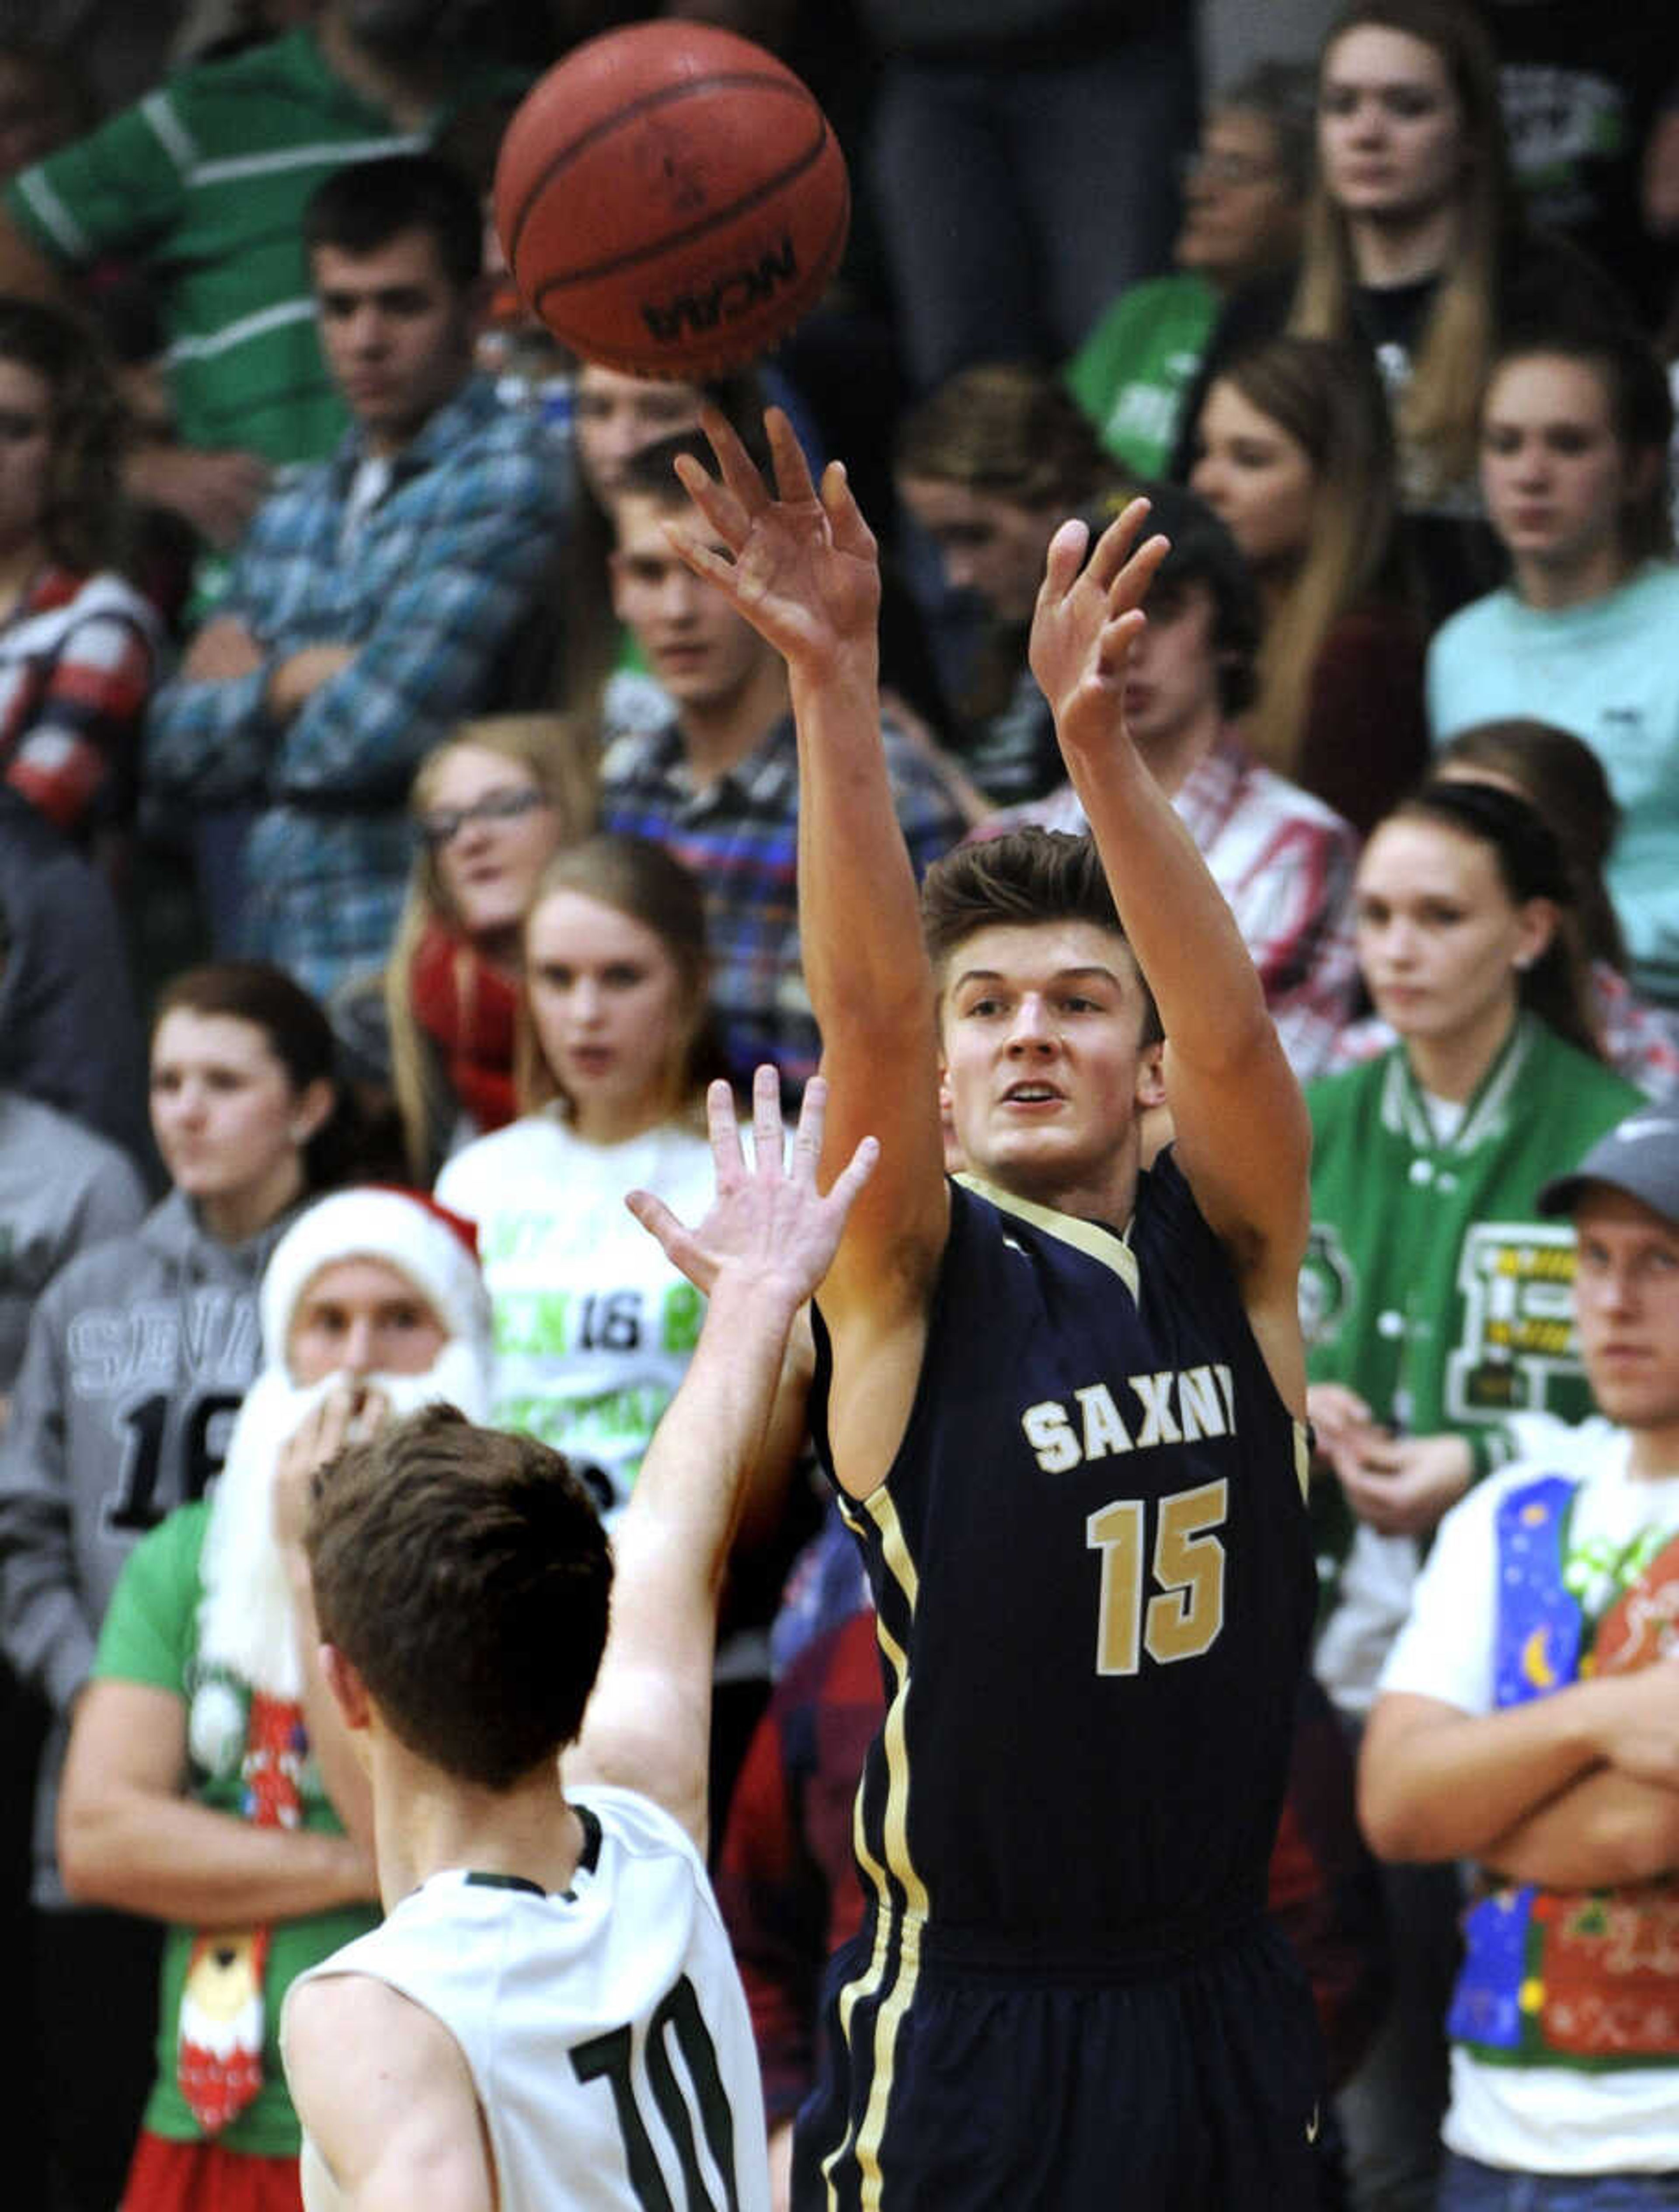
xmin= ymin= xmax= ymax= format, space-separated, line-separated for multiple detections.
xmin=1021 ymin=1365 xmax=1234 ymax=1472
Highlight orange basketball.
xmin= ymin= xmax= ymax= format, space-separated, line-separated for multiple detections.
xmin=493 ymin=22 xmax=850 ymax=381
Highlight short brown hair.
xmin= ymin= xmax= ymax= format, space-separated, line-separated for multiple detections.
xmin=306 ymin=1405 xmax=613 ymax=1790
xmin=921 ymin=830 xmax=1163 ymax=1044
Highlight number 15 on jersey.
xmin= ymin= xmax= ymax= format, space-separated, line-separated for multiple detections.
xmin=1086 ymin=1478 xmax=1228 ymax=1675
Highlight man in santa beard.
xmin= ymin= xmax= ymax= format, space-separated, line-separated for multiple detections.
xmin=55 ymin=1185 xmax=493 ymax=2212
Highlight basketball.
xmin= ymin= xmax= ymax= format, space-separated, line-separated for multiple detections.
xmin=493 ymin=22 xmax=850 ymax=382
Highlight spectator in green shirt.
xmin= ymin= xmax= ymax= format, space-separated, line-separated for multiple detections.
xmin=1065 ymin=61 xmax=1316 ymax=480
xmin=0 ymin=0 xmax=526 ymax=552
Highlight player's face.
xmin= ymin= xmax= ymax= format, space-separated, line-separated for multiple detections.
xmin=1572 ymin=1189 xmax=1679 ymax=1431
xmin=1188 ymin=381 xmax=1316 ymax=576
xmin=1175 ymin=108 xmax=1301 ymax=285
xmin=610 ymin=492 xmax=778 ymax=712
xmin=150 ymin=1011 xmax=320 ymax=1214
xmin=525 ymin=887 xmax=690 ymax=1142
xmin=421 ymin=743 xmax=562 ymax=943
xmin=1122 ymin=578 xmax=1225 ymax=753
xmin=312 ymin=228 xmax=480 ymax=455
xmin=939 ymin=921 xmax=1161 ymax=1205
xmin=1353 ymin=816 xmax=1551 ymax=1047
xmin=573 ymin=366 xmax=704 ymax=505
xmin=0 ymin=356 xmax=54 ymax=551
xmin=1480 ymin=354 xmax=1638 ymax=597
xmin=1318 ymin=26 xmax=1466 ymax=230
xmin=896 ymin=477 xmax=1061 ymax=624
xmin=288 ymin=1258 xmax=449 ymax=1384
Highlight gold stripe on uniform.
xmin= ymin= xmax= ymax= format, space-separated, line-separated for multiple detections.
xmin=954 ymin=1171 xmax=1140 ymax=1298
xmin=823 ymin=1483 xmax=929 ymax=2211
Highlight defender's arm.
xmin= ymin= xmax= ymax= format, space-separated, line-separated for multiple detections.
xmin=568 ymin=1071 xmax=876 ymax=1851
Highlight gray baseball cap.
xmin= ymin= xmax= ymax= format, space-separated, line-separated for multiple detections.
xmin=1538 ymin=1111 xmax=1679 ymax=1227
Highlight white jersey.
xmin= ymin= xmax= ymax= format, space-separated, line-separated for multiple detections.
xmin=285 ymin=1786 xmax=769 ymax=2211
xmin=435 ymin=1110 xmax=718 ymax=1521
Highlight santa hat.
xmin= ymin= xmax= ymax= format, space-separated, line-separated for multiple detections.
xmin=259 ymin=1185 xmax=492 ymax=1371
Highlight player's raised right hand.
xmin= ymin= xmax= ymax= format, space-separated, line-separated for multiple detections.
xmin=665 ymin=405 xmax=881 ymax=679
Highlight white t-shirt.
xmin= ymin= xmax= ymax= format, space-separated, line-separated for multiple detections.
xmin=436 ymin=1111 xmax=716 ymax=1521
xmin=1380 ymin=1430 xmax=1679 ymax=2173
xmin=286 ymin=1786 xmax=769 ymax=2212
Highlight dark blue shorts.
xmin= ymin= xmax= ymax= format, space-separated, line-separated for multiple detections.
xmin=793 ymin=1911 xmax=1325 ymax=2210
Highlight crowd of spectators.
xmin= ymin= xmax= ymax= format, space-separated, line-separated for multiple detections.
xmin=0 ymin=2 xmax=1677 ymax=2208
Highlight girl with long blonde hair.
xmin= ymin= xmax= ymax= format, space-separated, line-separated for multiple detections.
xmin=334 ymin=714 xmax=596 ymax=1181
xmin=1285 ymin=0 xmax=1624 ymax=619
xmin=435 ymin=833 xmax=775 ymax=1530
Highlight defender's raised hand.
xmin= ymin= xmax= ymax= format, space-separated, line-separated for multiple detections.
xmin=626 ymin=1066 xmax=878 ymax=1312
xmin=1029 ymin=497 xmax=1171 ymax=761
xmin=665 ymin=406 xmax=881 ymax=677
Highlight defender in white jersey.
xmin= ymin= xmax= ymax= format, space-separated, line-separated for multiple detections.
xmin=279 ymin=1070 xmax=877 ymax=2212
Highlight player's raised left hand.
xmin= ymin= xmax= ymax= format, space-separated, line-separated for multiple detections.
xmin=626 ymin=1065 xmax=878 ymax=1311
xmin=1030 ymin=497 xmax=1170 ymax=761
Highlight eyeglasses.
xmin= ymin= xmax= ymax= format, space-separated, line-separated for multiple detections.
xmin=1179 ymin=149 xmax=1282 ymax=190
xmin=417 ymin=786 xmax=550 ymax=847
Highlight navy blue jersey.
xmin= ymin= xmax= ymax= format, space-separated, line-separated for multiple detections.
xmin=801 ymin=1151 xmax=1322 ymax=2206
xmin=811 ymin=1150 xmax=1315 ymax=1949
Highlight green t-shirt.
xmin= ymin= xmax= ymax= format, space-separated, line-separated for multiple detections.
xmin=6 ymin=31 xmax=527 ymax=468
xmin=94 ymin=1500 xmax=377 ymax=2154
xmin=1064 ymin=271 xmax=1216 ymax=478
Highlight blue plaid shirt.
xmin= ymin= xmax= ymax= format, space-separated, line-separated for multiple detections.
xmin=599 ymin=711 xmax=965 ymax=1099
xmin=144 ymin=375 xmax=568 ymax=998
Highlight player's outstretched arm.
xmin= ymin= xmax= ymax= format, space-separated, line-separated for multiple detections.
xmin=567 ymin=1068 xmax=877 ymax=1851
xmin=1031 ymin=502 xmax=1312 ymax=1393
xmin=284 ymin=1972 xmax=491 ymax=2212
xmin=668 ymin=411 xmax=951 ymax=1426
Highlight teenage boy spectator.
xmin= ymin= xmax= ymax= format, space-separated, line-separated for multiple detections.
xmin=992 ymin=485 xmax=1361 ymax=1081
xmin=1362 ymin=1104 xmax=1679 ymax=2206
xmin=599 ymin=432 xmax=966 ymax=1101
xmin=146 ymin=155 xmax=568 ymax=1000
xmin=0 ymin=0 xmax=527 ymax=548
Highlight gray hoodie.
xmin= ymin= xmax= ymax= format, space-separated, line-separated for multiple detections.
xmin=0 ymin=1092 xmax=148 ymax=1393
xmin=0 ymin=1186 xmax=297 ymax=1903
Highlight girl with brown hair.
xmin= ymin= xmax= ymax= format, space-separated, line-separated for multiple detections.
xmin=1188 ymin=333 xmax=1427 ymax=832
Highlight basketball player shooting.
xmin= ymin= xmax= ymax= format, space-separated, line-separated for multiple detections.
xmin=279 ymin=1070 xmax=875 ymax=2212
xmin=667 ymin=412 xmax=1324 ymax=2207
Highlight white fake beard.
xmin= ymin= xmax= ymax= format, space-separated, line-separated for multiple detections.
xmin=195 ymin=1342 xmax=489 ymax=1703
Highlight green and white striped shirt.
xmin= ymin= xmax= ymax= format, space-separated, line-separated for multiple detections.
xmin=7 ymin=28 xmax=525 ymax=468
